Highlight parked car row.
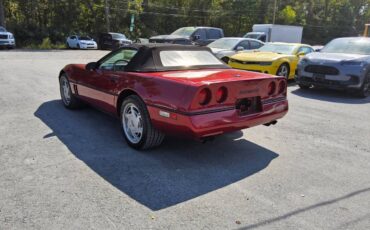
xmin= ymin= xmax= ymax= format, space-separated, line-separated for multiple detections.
xmin=66 ymin=32 xmax=133 ymax=50
xmin=57 ymin=27 xmax=370 ymax=151
xmin=219 ymin=37 xmax=370 ymax=98
xmin=63 ymin=27 xmax=369 ymax=98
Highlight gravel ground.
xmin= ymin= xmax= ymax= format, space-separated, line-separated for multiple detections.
xmin=0 ymin=50 xmax=369 ymax=230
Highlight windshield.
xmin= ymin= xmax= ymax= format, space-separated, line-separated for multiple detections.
xmin=111 ymin=33 xmax=126 ymax=40
xmin=208 ymin=38 xmax=241 ymax=49
xmin=79 ymin=36 xmax=92 ymax=40
xmin=171 ymin=27 xmax=196 ymax=37
xmin=321 ymin=38 xmax=370 ymax=55
xmin=258 ymin=43 xmax=297 ymax=55
xmin=160 ymin=50 xmax=224 ymax=67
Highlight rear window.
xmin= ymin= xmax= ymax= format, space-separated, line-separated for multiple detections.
xmin=159 ymin=50 xmax=223 ymax=67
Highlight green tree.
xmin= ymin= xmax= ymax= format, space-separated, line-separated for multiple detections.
xmin=279 ymin=5 xmax=297 ymax=24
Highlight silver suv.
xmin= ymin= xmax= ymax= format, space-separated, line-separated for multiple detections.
xmin=0 ymin=26 xmax=16 ymax=49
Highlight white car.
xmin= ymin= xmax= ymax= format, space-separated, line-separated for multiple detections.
xmin=207 ymin=37 xmax=264 ymax=63
xmin=0 ymin=26 xmax=16 ymax=49
xmin=66 ymin=35 xmax=97 ymax=49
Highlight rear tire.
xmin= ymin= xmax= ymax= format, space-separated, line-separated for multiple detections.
xmin=298 ymin=84 xmax=311 ymax=90
xmin=355 ymin=72 xmax=370 ymax=98
xmin=59 ymin=74 xmax=84 ymax=109
xmin=120 ymin=95 xmax=165 ymax=150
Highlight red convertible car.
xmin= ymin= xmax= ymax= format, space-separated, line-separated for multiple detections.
xmin=59 ymin=44 xmax=288 ymax=149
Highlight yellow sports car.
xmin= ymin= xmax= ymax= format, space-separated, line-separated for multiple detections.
xmin=228 ymin=43 xmax=314 ymax=79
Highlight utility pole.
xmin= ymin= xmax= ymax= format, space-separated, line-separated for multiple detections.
xmin=105 ymin=0 xmax=110 ymax=32
xmin=272 ymin=0 xmax=277 ymax=24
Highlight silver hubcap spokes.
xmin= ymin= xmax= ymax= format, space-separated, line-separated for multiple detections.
xmin=278 ymin=65 xmax=288 ymax=78
xmin=61 ymin=77 xmax=71 ymax=105
xmin=122 ymin=103 xmax=143 ymax=144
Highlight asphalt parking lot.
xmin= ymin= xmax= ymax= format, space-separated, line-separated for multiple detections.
xmin=0 ymin=50 xmax=370 ymax=230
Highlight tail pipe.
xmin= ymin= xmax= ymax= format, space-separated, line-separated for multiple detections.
xmin=264 ymin=120 xmax=278 ymax=126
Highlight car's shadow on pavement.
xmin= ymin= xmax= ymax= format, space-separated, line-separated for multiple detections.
xmin=291 ymin=88 xmax=370 ymax=104
xmin=34 ymin=100 xmax=279 ymax=211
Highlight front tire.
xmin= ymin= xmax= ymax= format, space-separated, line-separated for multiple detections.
xmin=120 ymin=95 xmax=165 ymax=150
xmin=277 ymin=63 xmax=290 ymax=80
xmin=59 ymin=74 xmax=83 ymax=109
xmin=298 ymin=83 xmax=311 ymax=90
xmin=355 ymin=72 xmax=370 ymax=98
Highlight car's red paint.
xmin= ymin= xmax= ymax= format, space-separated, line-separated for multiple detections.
xmin=62 ymin=64 xmax=288 ymax=139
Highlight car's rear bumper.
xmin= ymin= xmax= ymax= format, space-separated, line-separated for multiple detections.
xmin=147 ymin=99 xmax=288 ymax=139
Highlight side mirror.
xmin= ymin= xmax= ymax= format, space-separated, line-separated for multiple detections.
xmin=297 ymin=51 xmax=305 ymax=57
xmin=236 ymin=46 xmax=244 ymax=51
xmin=86 ymin=62 xmax=97 ymax=71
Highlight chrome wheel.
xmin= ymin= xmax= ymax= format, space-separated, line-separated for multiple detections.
xmin=122 ymin=103 xmax=143 ymax=144
xmin=277 ymin=64 xmax=289 ymax=79
xmin=60 ymin=76 xmax=71 ymax=105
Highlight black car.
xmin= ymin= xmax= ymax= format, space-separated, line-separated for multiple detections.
xmin=149 ymin=27 xmax=224 ymax=46
xmin=98 ymin=32 xmax=133 ymax=50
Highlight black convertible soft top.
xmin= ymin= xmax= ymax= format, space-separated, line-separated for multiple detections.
xmin=97 ymin=44 xmax=230 ymax=72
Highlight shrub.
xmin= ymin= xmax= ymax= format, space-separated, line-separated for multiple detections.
xmin=23 ymin=37 xmax=65 ymax=49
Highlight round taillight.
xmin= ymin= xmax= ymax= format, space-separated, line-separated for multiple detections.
xmin=216 ymin=87 xmax=228 ymax=103
xmin=268 ymin=82 xmax=276 ymax=96
xmin=278 ymin=80 xmax=286 ymax=94
xmin=198 ymin=88 xmax=211 ymax=105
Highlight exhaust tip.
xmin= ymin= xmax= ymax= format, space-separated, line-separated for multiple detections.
xmin=264 ymin=120 xmax=278 ymax=126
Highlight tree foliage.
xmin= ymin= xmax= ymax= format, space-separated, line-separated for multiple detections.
xmin=2 ymin=0 xmax=370 ymax=46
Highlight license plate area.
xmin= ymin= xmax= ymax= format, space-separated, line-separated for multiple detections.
xmin=236 ymin=97 xmax=262 ymax=116
xmin=313 ymin=73 xmax=325 ymax=82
